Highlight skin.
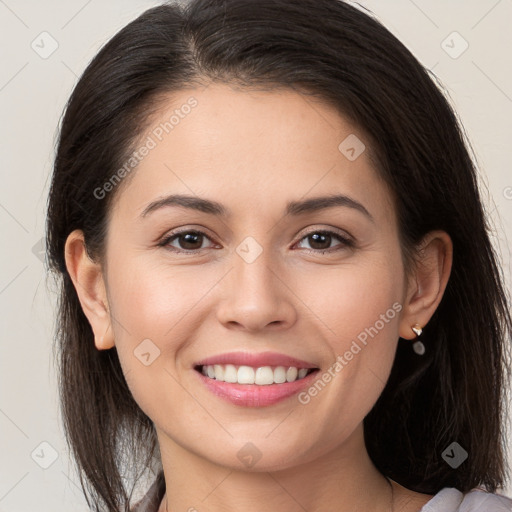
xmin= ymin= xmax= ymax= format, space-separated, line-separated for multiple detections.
xmin=65 ymin=83 xmax=453 ymax=512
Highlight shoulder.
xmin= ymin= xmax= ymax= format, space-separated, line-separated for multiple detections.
xmin=420 ymin=487 xmax=512 ymax=512
xmin=457 ymin=489 xmax=512 ymax=512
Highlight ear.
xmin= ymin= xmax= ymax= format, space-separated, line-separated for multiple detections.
xmin=64 ymin=229 xmax=115 ymax=350
xmin=399 ymin=230 xmax=453 ymax=340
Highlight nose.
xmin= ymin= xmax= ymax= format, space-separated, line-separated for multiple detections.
xmin=216 ymin=248 xmax=298 ymax=332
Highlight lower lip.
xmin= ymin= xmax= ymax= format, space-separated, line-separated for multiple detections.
xmin=194 ymin=369 xmax=320 ymax=407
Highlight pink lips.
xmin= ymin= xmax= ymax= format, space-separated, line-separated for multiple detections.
xmin=194 ymin=351 xmax=318 ymax=369
xmin=193 ymin=351 xmax=320 ymax=407
xmin=195 ymin=370 xmax=319 ymax=407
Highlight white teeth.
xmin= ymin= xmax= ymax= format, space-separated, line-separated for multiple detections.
xmin=255 ymin=366 xmax=274 ymax=385
xmin=237 ymin=366 xmax=255 ymax=384
xmin=286 ymin=367 xmax=298 ymax=382
xmin=273 ymin=366 xmax=286 ymax=384
xmin=214 ymin=364 xmax=224 ymax=381
xmin=298 ymin=368 xmax=308 ymax=379
xmin=199 ymin=364 xmax=314 ymax=385
xmin=224 ymin=364 xmax=238 ymax=383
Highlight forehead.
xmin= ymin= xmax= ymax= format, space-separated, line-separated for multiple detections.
xmin=109 ymin=83 xmax=394 ymax=223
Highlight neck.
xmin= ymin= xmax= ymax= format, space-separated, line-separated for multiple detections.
xmin=156 ymin=424 xmax=394 ymax=512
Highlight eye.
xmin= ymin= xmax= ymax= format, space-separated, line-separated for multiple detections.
xmin=294 ymin=230 xmax=354 ymax=254
xmin=159 ymin=230 xmax=216 ymax=253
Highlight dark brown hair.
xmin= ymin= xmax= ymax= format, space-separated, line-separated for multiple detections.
xmin=45 ymin=0 xmax=512 ymax=510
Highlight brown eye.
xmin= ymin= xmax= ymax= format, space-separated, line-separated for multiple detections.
xmin=296 ymin=230 xmax=354 ymax=253
xmin=160 ymin=230 xmax=215 ymax=252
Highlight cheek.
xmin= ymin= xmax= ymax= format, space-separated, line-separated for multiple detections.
xmin=107 ymin=256 xmax=213 ymax=339
xmin=104 ymin=258 xmax=207 ymax=418
xmin=301 ymin=257 xmax=403 ymax=341
xmin=297 ymin=255 xmax=403 ymax=400
xmin=104 ymin=255 xmax=225 ymax=399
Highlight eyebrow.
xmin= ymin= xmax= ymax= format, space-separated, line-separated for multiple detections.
xmin=140 ymin=193 xmax=374 ymax=223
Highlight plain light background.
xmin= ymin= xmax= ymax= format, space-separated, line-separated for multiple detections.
xmin=0 ymin=0 xmax=511 ymax=510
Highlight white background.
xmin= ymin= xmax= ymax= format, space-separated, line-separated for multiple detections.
xmin=0 ymin=0 xmax=511 ymax=510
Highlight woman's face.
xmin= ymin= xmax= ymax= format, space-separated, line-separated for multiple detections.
xmin=97 ymin=83 xmax=412 ymax=470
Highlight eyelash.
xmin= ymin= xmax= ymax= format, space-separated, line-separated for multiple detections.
xmin=158 ymin=228 xmax=355 ymax=255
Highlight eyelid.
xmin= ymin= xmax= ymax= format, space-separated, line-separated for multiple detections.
xmin=294 ymin=225 xmax=354 ymax=243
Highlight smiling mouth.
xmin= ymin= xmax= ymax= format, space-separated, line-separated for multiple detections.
xmin=194 ymin=364 xmax=319 ymax=385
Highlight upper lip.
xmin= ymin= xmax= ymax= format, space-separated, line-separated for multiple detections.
xmin=194 ymin=351 xmax=319 ymax=369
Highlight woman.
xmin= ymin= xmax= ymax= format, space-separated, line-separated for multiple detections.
xmin=46 ymin=0 xmax=512 ymax=511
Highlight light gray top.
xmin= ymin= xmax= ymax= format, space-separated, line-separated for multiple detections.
xmin=420 ymin=487 xmax=512 ymax=511
xmin=131 ymin=472 xmax=512 ymax=512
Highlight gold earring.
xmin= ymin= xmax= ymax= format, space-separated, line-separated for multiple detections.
xmin=411 ymin=325 xmax=422 ymax=337
xmin=411 ymin=323 xmax=425 ymax=355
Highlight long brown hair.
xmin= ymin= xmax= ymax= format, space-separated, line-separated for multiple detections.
xmin=46 ymin=0 xmax=512 ymax=510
